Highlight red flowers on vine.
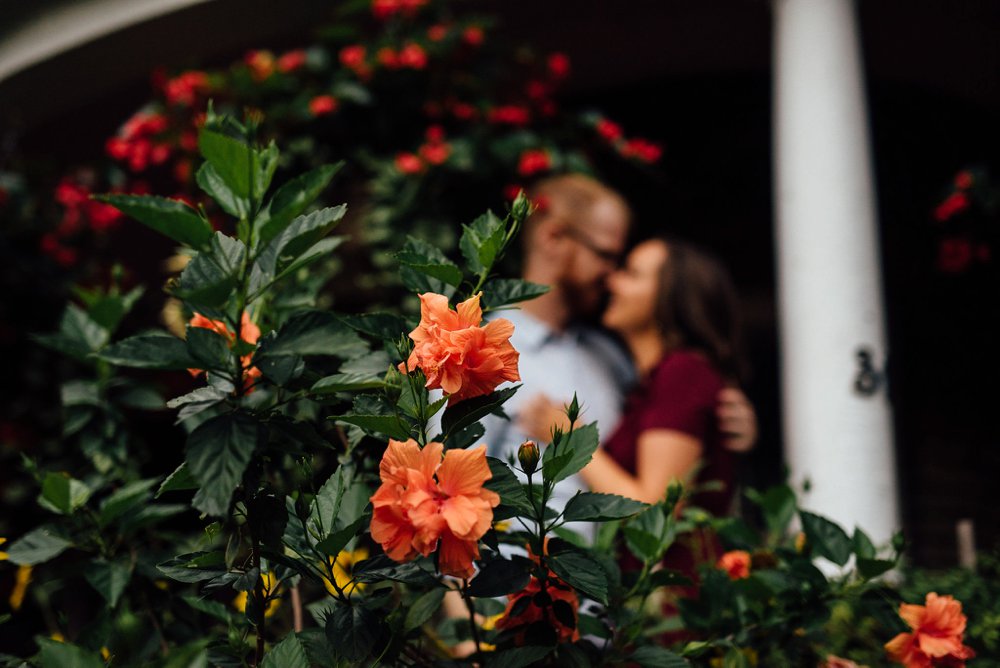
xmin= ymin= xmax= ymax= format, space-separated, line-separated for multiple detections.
xmin=309 ymin=95 xmax=339 ymax=116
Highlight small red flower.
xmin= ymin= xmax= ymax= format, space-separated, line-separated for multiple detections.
xmin=150 ymin=143 xmax=172 ymax=165
xmin=309 ymin=95 xmax=339 ymax=116
xmin=517 ymin=149 xmax=552 ymax=177
xmin=164 ymin=70 xmax=210 ymax=107
xmin=954 ymin=171 xmax=974 ymax=190
xmin=377 ymin=47 xmax=400 ymax=69
xmin=503 ymin=184 xmax=525 ymax=202
xmin=419 ymin=142 xmax=451 ymax=165
xmin=596 ymin=118 xmax=623 ymax=141
xmin=179 ymin=130 xmax=198 ymax=153
xmin=547 ymin=52 xmax=571 ymax=79
xmin=425 ymin=125 xmax=445 ymax=143
xmin=244 ymin=50 xmax=275 ymax=81
xmin=277 ymin=49 xmax=307 ymax=73
xmin=488 ymin=105 xmax=530 ymax=126
xmin=717 ymin=550 xmax=752 ymax=580
xmin=526 ymin=80 xmax=549 ymax=100
xmin=395 ymin=152 xmax=424 ymax=174
xmin=371 ymin=0 xmax=400 ymax=19
xmin=451 ymin=102 xmax=478 ymax=121
xmin=340 ymin=45 xmax=366 ymax=69
xmin=427 ymin=24 xmax=448 ymax=42
xmin=174 ymin=159 xmax=193 ymax=184
xmin=462 ymin=26 xmax=484 ymax=46
xmin=934 ymin=192 xmax=969 ymax=222
xmin=398 ymin=43 xmax=427 ymax=69
xmin=622 ymin=138 xmax=663 ymax=163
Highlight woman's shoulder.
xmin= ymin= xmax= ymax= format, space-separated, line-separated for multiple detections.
xmin=651 ymin=349 xmax=725 ymax=392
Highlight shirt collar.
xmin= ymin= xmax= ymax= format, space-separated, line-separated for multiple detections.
xmin=500 ymin=309 xmax=584 ymax=351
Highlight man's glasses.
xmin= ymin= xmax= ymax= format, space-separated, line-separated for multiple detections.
xmin=565 ymin=226 xmax=622 ymax=265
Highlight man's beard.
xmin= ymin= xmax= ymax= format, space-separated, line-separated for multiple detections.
xmin=562 ymin=279 xmax=610 ymax=326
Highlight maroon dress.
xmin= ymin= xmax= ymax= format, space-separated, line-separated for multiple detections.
xmin=604 ymin=349 xmax=736 ymax=581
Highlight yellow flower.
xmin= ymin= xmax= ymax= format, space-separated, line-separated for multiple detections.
xmin=478 ymin=613 xmax=504 ymax=652
xmin=493 ymin=520 xmax=511 ymax=533
xmin=0 ymin=536 xmax=8 ymax=561
xmin=50 ymin=632 xmax=64 ymax=642
xmin=9 ymin=565 xmax=32 ymax=610
xmin=232 ymin=572 xmax=281 ymax=618
xmin=325 ymin=548 xmax=368 ymax=596
xmin=100 ymin=647 xmax=111 ymax=660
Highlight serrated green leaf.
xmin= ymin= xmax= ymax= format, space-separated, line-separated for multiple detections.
xmin=547 ymin=539 xmax=608 ymax=605
xmin=36 ymin=637 xmax=105 ymax=668
xmin=467 ymin=558 xmax=530 ymax=597
xmin=330 ymin=414 xmax=411 ymax=441
xmin=800 ymin=510 xmax=852 ymax=566
xmin=853 ymin=527 xmax=877 ymax=560
xmin=484 ymin=457 xmax=533 ymax=516
xmin=39 ymin=471 xmax=92 ymax=515
xmin=198 ymin=129 xmax=257 ymax=200
xmin=541 ymin=422 xmax=599 ymax=485
xmin=481 ymin=278 xmax=549 ymax=309
xmin=630 ymin=645 xmax=689 ymax=668
xmin=439 ymin=386 xmax=520 ymax=440
xmin=100 ymin=331 xmax=199 ymax=370
xmin=459 ymin=210 xmax=506 ymax=274
xmin=176 ymin=232 xmax=247 ymax=309
xmin=255 ymin=205 xmax=346 ymax=279
xmin=405 ymin=588 xmax=446 ymax=631
xmin=99 ymin=478 xmax=159 ymax=526
xmin=157 ymin=462 xmax=199 ymax=497
xmin=195 ymin=162 xmax=249 ymax=219
xmin=261 ymin=633 xmax=309 ymax=668
xmin=325 ymin=603 xmax=382 ymax=661
xmin=84 ymin=558 xmax=131 ymax=608
xmin=186 ymin=325 xmax=233 ymax=372
xmin=94 ymin=194 xmax=213 ymax=249
xmin=157 ymin=551 xmax=226 ymax=583
xmin=857 ymin=558 xmax=896 ymax=580
xmin=186 ymin=413 xmax=262 ymax=515
xmin=311 ymin=373 xmax=385 ymax=394
xmin=485 ymin=646 xmax=554 ymax=668
xmin=255 ymin=310 xmax=367 ymax=360
xmin=6 ymin=526 xmax=72 ymax=565
xmin=563 ymin=492 xmax=647 ymax=522
xmin=255 ymin=163 xmax=342 ymax=247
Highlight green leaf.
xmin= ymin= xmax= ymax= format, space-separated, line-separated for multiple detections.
xmin=80 ymin=285 xmax=144 ymax=333
xmin=39 ymin=471 xmax=92 ymax=515
xmin=255 ymin=311 xmax=367 ymax=359
xmin=341 ymin=312 xmax=410 ymax=341
xmin=198 ymin=129 xmax=257 ymax=200
xmin=459 ymin=210 xmax=506 ymax=274
xmin=485 ymin=646 xmax=554 ymax=668
xmin=34 ymin=304 xmax=109 ymax=361
xmin=397 ymin=237 xmax=463 ymax=288
xmin=439 ymin=386 xmax=520 ymax=439
xmin=467 ymin=558 xmax=530 ymax=597
xmin=541 ymin=423 xmax=600 ymax=485
xmin=176 ymin=232 xmax=247 ymax=308
xmin=853 ymin=527 xmax=877 ymax=560
xmin=186 ymin=413 xmax=263 ymax=516
xmin=94 ymin=194 xmax=213 ymax=249
xmin=100 ymin=331 xmax=199 ymax=369
xmin=547 ymin=539 xmax=608 ymax=605
xmin=746 ymin=484 xmax=797 ymax=534
xmin=84 ymin=558 xmax=131 ymax=607
xmin=267 ymin=236 xmax=346 ymax=287
xmin=331 ymin=414 xmax=411 ymax=441
xmin=311 ymin=372 xmax=385 ymax=394
xmin=256 ymin=163 xmax=343 ymax=247
xmin=36 ymin=637 xmax=104 ymax=668
xmin=99 ymin=478 xmax=159 ymax=526
xmin=648 ymin=569 xmax=693 ymax=589
xmin=563 ymin=492 xmax=647 ymax=522
xmin=195 ymin=162 xmax=249 ymax=219
xmin=326 ymin=603 xmax=382 ymax=661
xmin=255 ymin=205 xmax=347 ymax=278
xmin=800 ymin=511 xmax=852 ymax=566
xmin=857 ymin=558 xmax=896 ymax=580
xmin=6 ymin=525 xmax=72 ymax=565
xmin=157 ymin=551 xmax=226 ymax=583
xmin=186 ymin=325 xmax=233 ymax=372
xmin=404 ymin=588 xmax=446 ymax=631
xmin=624 ymin=505 xmax=668 ymax=563
xmin=630 ymin=645 xmax=690 ymax=668
xmin=157 ymin=462 xmax=199 ymax=497
xmin=261 ymin=633 xmax=309 ymax=668
xmin=481 ymin=278 xmax=549 ymax=309
xmin=484 ymin=457 xmax=533 ymax=516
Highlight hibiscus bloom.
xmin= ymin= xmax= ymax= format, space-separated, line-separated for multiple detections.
xmin=188 ymin=311 xmax=262 ymax=391
xmin=495 ymin=544 xmax=580 ymax=644
xmin=717 ymin=550 xmax=751 ymax=580
xmin=369 ymin=439 xmax=499 ymax=578
xmin=400 ymin=293 xmax=520 ymax=404
xmin=884 ymin=593 xmax=975 ymax=667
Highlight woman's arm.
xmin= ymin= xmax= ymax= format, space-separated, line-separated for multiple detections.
xmin=580 ymin=429 xmax=702 ymax=505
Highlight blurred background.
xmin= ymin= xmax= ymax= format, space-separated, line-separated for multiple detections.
xmin=1 ymin=0 xmax=997 ymax=571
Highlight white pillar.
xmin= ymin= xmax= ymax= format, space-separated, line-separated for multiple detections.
xmin=772 ymin=0 xmax=900 ymax=543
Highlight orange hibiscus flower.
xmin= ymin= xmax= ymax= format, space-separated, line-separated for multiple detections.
xmin=399 ymin=293 xmax=519 ymax=404
xmin=884 ymin=593 xmax=975 ymax=667
xmin=717 ymin=550 xmax=752 ymax=580
xmin=188 ymin=311 xmax=262 ymax=391
xmin=495 ymin=544 xmax=580 ymax=645
xmin=370 ymin=439 xmax=499 ymax=578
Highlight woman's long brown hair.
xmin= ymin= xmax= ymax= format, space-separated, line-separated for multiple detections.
xmin=654 ymin=238 xmax=746 ymax=383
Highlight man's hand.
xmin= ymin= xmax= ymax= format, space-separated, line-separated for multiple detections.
xmin=717 ymin=387 xmax=757 ymax=453
xmin=517 ymin=394 xmax=574 ymax=441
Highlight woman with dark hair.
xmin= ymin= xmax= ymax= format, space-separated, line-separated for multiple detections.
xmin=522 ymin=236 xmax=745 ymax=515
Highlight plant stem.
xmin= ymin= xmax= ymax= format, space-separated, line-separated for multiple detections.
xmin=460 ymin=579 xmax=482 ymax=661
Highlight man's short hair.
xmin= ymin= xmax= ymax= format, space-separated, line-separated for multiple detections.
xmin=523 ymin=174 xmax=631 ymax=251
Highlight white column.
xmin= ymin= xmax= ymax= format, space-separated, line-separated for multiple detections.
xmin=772 ymin=0 xmax=900 ymax=543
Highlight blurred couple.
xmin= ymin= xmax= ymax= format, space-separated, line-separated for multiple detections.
xmin=483 ymin=174 xmax=755 ymax=552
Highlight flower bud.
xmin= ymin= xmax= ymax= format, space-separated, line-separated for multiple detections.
xmin=511 ymin=190 xmax=531 ymax=221
xmin=518 ymin=440 xmax=540 ymax=474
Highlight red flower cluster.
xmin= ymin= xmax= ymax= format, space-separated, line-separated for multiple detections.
xmin=934 ymin=192 xmax=969 ymax=222
xmin=277 ymin=49 xmax=308 ymax=73
xmin=462 ymin=25 xmax=485 ymax=46
xmin=418 ymin=125 xmax=451 ymax=165
xmin=41 ymin=177 xmax=125 ymax=266
xmin=339 ymin=45 xmax=370 ymax=79
xmin=547 ymin=52 xmax=571 ymax=79
xmin=370 ymin=439 xmax=499 ymax=579
xmin=309 ymin=95 xmax=339 ymax=117
xmin=488 ymin=105 xmax=531 ymax=126
xmin=105 ymin=112 xmax=172 ymax=173
xmin=400 ymin=293 xmax=520 ymax=404
xmin=163 ymin=70 xmax=210 ymax=107
xmin=884 ymin=593 xmax=975 ymax=667
xmin=595 ymin=118 xmax=623 ymax=142
xmin=244 ymin=50 xmax=276 ymax=81
xmin=398 ymin=42 xmax=428 ymax=69
xmin=371 ymin=0 xmax=427 ymax=20
xmin=621 ymin=138 xmax=663 ymax=163
xmin=395 ymin=152 xmax=424 ymax=174
xmin=517 ymin=149 xmax=551 ymax=177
